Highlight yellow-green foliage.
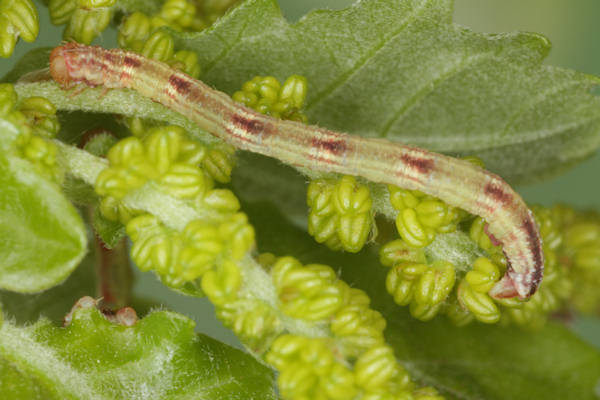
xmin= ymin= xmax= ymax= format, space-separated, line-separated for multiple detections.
xmin=555 ymin=206 xmax=600 ymax=314
xmin=233 ymin=75 xmax=309 ymax=122
xmin=307 ymin=175 xmax=374 ymax=253
xmin=380 ymin=239 xmax=456 ymax=321
xmin=457 ymin=257 xmax=502 ymax=324
xmin=48 ymin=0 xmax=115 ymax=44
xmin=117 ymin=0 xmax=240 ymax=79
xmin=0 ymin=85 xmax=62 ymax=181
xmin=389 ymin=185 xmax=461 ymax=248
xmin=95 ymin=125 xmax=237 ymax=222
xmin=0 ymin=0 xmax=39 ymax=58
xmin=272 ymin=256 xmax=347 ymax=321
xmin=217 ymin=299 xmax=282 ymax=353
xmin=271 ymin=255 xmax=388 ymax=356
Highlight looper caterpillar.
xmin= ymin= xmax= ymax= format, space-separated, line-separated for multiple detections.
xmin=49 ymin=43 xmax=544 ymax=299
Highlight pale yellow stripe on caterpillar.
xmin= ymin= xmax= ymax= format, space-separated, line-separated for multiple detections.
xmin=49 ymin=43 xmax=544 ymax=299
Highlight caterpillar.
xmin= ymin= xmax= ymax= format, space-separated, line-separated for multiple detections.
xmin=49 ymin=43 xmax=544 ymax=299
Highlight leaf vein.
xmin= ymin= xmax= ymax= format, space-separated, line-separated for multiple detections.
xmin=305 ymin=0 xmax=432 ymax=110
xmin=378 ymin=51 xmax=496 ymax=138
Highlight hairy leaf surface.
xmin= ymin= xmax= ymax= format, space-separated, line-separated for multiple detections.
xmin=0 ymin=124 xmax=87 ymax=293
xmin=0 ymin=307 xmax=277 ymax=399
xmin=0 ymin=256 xmax=95 ymax=325
xmin=170 ymin=0 xmax=600 ymax=183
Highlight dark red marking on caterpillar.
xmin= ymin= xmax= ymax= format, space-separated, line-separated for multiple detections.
xmin=522 ymin=217 xmax=544 ymax=294
xmin=168 ymin=75 xmax=192 ymax=94
xmin=400 ymin=153 xmax=434 ymax=174
xmin=311 ymin=136 xmax=347 ymax=155
xmin=484 ymin=182 xmax=513 ymax=206
xmin=124 ymin=55 xmax=142 ymax=69
xmin=231 ymin=114 xmax=264 ymax=135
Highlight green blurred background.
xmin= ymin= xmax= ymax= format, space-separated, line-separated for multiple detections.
xmin=1 ymin=0 xmax=599 ymax=347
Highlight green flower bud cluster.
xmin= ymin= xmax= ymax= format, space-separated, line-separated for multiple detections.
xmin=271 ymin=257 xmax=387 ymax=355
xmin=48 ymin=0 xmax=116 ymax=44
xmin=266 ymin=335 xmax=442 ymax=400
xmin=307 ymin=175 xmax=374 ymax=253
xmin=19 ymin=96 xmax=61 ymax=138
xmin=266 ymin=334 xmax=358 ymax=400
xmin=329 ymin=286 xmax=387 ymax=358
xmin=0 ymin=84 xmax=35 ymax=133
xmin=155 ymin=0 xmax=197 ymax=31
xmin=272 ymin=257 xmax=348 ymax=321
xmin=123 ymin=117 xmax=237 ymax=180
xmin=126 ymin=211 xmax=253 ymax=295
xmin=202 ymin=142 xmax=236 ymax=183
xmin=0 ymin=0 xmax=38 ymax=58
xmin=469 ymin=216 xmax=506 ymax=267
xmin=388 ymin=185 xmax=462 ymax=248
xmin=116 ymin=0 xmax=241 ymax=74
xmin=555 ymin=206 xmax=600 ymax=314
xmin=95 ymin=125 xmax=253 ymax=296
xmin=0 ymin=85 xmax=62 ymax=181
xmin=94 ymin=125 xmax=236 ymax=222
xmin=118 ymin=11 xmax=202 ymax=78
xmin=232 ymin=75 xmax=309 ymax=122
xmin=456 ymin=257 xmax=503 ymax=324
xmin=380 ymin=240 xmax=456 ymax=321
xmin=15 ymin=128 xmax=63 ymax=182
xmin=267 ymin=256 xmax=443 ymax=399
xmin=216 ymin=299 xmax=282 ymax=354
xmin=122 ymin=120 xmax=236 ymax=185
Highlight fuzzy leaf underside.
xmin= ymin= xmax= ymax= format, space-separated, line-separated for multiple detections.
xmin=169 ymin=0 xmax=600 ymax=183
xmin=0 ymin=124 xmax=87 ymax=293
xmin=0 ymin=255 xmax=96 ymax=325
xmin=0 ymin=308 xmax=277 ymax=400
xmin=242 ymin=198 xmax=600 ymax=400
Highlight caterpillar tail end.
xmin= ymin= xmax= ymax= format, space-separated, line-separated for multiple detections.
xmin=489 ymin=257 xmax=544 ymax=300
xmin=489 ymin=272 xmax=520 ymax=299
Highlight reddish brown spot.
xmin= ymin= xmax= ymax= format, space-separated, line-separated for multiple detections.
xmin=104 ymin=52 xmax=119 ymax=65
xmin=484 ymin=182 xmax=513 ymax=205
xmin=311 ymin=137 xmax=347 ymax=155
xmin=231 ymin=114 xmax=264 ymax=135
xmin=124 ymin=55 xmax=141 ymax=68
xmin=400 ymin=153 xmax=434 ymax=174
xmin=169 ymin=74 xmax=192 ymax=94
xmin=522 ymin=217 xmax=544 ymax=294
xmin=484 ymin=223 xmax=501 ymax=246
